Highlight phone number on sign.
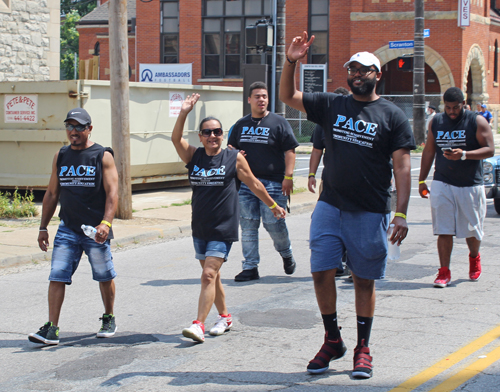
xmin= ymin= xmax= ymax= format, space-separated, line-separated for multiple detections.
xmin=9 ymin=116 xmax=36 ymax=122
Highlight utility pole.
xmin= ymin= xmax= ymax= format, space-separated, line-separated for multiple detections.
xmin=275 ymin=0 xmax=286 ymax=117
xmin=109 ymin=0 xmax=132 ymax=219
xmin=413 ymin=0 xmax=426 ymax=145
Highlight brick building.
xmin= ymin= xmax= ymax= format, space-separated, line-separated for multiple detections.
xmin=77 ymin=0 xmax=500 ymax=110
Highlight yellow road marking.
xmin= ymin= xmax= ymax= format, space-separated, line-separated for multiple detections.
xmin=389 ymin=324 xmax=500 ymax=392
xmin=428 ymin=344 xmax=500 ymax=392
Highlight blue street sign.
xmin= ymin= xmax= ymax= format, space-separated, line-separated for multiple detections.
xmin=389 ymin=41 xmax=415 ymax=49
xmin=424 ymin=29 xmax=430 ymax=38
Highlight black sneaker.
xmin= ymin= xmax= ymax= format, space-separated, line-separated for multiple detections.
xmin=283 ymin=256 xmax=296 ymax=275
xmin=234 ymin=268 xmax=259 ymax=282
xmin=307 ymin=332 xmax=347 ymax=374
xmin=28 ymin=322 xmax=59 ymax=345
xmin=97 ymin=314 xmax=117 ymax=338
xmin=352 ymin=339 xmax=373 ymax=379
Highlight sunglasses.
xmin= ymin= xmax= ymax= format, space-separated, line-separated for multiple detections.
xmin=347 ymin=67 xmax=377 ymax=76
xmin=65 ymin=123 xmax=88 ymax=132
xmin=200 ymin=128 xmax=223 ymax=137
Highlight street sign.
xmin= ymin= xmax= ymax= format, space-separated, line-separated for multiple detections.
xmin=300 ymin=64 xmax=327 ymax=93
xmin=389 ymin=41 xmax=414 ymax=49
xmin=424 ymin=29 xmax=430 ymax=38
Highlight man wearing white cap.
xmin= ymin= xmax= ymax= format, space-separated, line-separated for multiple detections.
xmin=280 ymin=32 xmax=415 ymax=379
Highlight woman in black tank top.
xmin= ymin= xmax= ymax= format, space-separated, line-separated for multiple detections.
xmin=171 ymin=93 xmax=286 ymax=343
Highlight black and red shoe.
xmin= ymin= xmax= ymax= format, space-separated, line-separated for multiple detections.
xmin=307 ymin=332 xmax=347 ymax=374
xmin=352 ymin=339 xmax=373 ymax=379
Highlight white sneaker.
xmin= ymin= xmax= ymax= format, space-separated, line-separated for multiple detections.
xmin=182 ymin=322 xmax=205 ymax=343
xmin=209 ymin=314 xmax=233 ymax=336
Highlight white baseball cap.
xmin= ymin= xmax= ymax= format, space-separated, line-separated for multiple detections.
xmin=343 ymin=52 xmax=381 ymax=72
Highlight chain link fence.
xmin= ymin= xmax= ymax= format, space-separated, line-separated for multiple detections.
xmin=284 ymin=94 xmax=442 ymax=142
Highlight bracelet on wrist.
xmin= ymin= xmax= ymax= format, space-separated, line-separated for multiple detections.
xmin=418 ymin=180 xmax=426 ymax=184
xmin=286 ymin=55 xmax=297 ymax=65
xmin=269 ymin=202 xmax=278 ymax=209
xmin=308 ymin=173 xmax=316 ymax=178
xmin=394 ymin=212 xmax=407 ymax=220
xmin=39 ymin=228 xmax=48 ymax=232
xmin=101 ymin=220 xmax=112 ymax=228
xmin=284 ymin=175 xmax=293 ymax=180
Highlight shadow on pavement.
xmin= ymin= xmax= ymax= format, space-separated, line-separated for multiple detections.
xmin=101 ymin=369 xmax=353 ymax=388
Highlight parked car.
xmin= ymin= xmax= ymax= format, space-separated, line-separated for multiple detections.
xmin=483 ymin=155 xmax=500 ymax=213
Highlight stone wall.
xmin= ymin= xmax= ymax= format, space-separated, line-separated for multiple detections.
xmin=0 ymin=0 xmax=60 ymax=81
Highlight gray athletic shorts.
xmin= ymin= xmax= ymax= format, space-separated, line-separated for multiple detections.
xmin=430 ymin=180 xmax=486 ymax=240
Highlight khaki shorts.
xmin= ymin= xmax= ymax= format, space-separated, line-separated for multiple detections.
xmin=430 ymin=180 xmax=486 ymax=240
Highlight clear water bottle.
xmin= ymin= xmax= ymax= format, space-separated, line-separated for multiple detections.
xmin=81 ymin=224 xmax=97 ymax=239
xmin=387 ymin=224 xmax=400 ymax=261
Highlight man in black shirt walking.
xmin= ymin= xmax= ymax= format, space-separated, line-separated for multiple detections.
xmin=28 ymin=108 xmax=119 ymax=345
xmin=228 ymin=81 xmax=299 ymax=281
xmin=280 ymin=32 xmax=415 ymax=379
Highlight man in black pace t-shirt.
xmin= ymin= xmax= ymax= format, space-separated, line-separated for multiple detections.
xmin=28 ymin=108 xmax=119 ymax=346
xmin=228 ymin=81 xmax=299 ymax=282
xmin=418 ymin=87 xmax=494 ymax=288
xmin=280 ymin=32 xmax=415 ymax=379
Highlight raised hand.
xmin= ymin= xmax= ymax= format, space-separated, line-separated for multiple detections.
xmin=181 ymin=93 xmax=200 ymax=114
xmin=287 ymin=31 xmax=315 ymax=62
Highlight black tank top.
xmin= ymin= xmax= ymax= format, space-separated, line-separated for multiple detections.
xmin=431 ymin=110 xmax=483 ymax=187
xmin=187 ymin=148 xmax=240 ymax=242
xmin=56 ymin=143 xmax=114 ymax=238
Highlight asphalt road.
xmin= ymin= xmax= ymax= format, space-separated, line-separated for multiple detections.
xmin=1 ymin=155 xmax=500 ymax=391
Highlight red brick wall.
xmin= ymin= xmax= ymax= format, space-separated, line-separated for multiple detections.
xmin=77 ymin=0 xmax=499 ymax=104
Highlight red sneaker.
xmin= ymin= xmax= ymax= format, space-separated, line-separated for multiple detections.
xmin=307 ymin=332 xmax=347 ymax=374
xmin=352 ymin=339 xmax=373 ymax=379
xmin=469 ymin=253 xmax=481 ymax=281
xmin=434 ymin=267 xmax=451 ymax=288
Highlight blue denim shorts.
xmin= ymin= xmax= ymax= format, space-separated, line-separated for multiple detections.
xmin=193 ymin=237 xmax=232 ymax=261
xmin=310 ymin=201 xmax=389 ymax=280
xmin=49 ymin=221 xmax=117 ymax=284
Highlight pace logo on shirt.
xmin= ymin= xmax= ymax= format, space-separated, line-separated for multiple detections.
xmin=190 ymin=165 xmax=226 ymax=186
xmin=435 ymin=130 xmax=466 ymax=149
xmin=59 ymin=165 xmax=97 ymax=187
xmin=240 ymin=126 xmax=270 ymax=144
xmin=331 ymin=115 xmax=379 ymax=148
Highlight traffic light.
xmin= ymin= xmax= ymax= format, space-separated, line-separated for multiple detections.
xmin=397 ymin=57 xmax=412 ymax=71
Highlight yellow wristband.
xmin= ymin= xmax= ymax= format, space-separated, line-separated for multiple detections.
xmin=101 ymin=220 xmax=112 ymax=228
xmin=284 ymin=176 xmax=293 ymax=180
xmin=309 ymin=173 xmax=316 ymax=178
xmin=394 ymin=212 xmax=407 ymax=220
xmin=269 ymin=202 xmax=278 ymax=209
xmin=418 ymin=180 xmax=426 ymax=184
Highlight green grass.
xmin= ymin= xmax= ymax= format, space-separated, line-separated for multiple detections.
xmin=412 ymin=143 xmax=425 ymax=153
xmin=171 ymin=199 xmax=192 ymax=207
xmin=0 ymin=189 xmax=38 ymax=218
xmin=293 ymin=186 xmax=307 ymax=194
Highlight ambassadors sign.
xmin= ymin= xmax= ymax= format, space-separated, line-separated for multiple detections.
xmin=139 ymin=64 xmax=192 ymax=84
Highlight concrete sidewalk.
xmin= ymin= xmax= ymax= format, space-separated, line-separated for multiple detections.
xmin=0 ymin=175 xmax=318 ymax=269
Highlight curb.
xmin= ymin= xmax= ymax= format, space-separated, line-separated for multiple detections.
xmin=0 ymin=202 xmax=317 ymax=270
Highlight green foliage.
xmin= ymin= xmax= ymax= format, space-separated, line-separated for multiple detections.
xmin=412 ymin=143 xmax=425 ymax=153
xmin=61 ymin=0 xmax=97 ymax=16
xmin=171 ymin=200 xmax=192 ymax=207
xmin=60 ymin=10 xmax=81 ymax=80
xmin=0 ymin=189 xmax=38 ymax=218
xmin=60 ymin=1 xmax=97 ymax=80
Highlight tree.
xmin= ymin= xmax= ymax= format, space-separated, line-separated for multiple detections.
xmin=60 ymin=10 xmax=81 ymax=80
xmin=60 ymin=1 xmax=97 ymax=80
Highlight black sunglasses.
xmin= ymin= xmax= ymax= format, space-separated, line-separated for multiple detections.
xmin=200 ymin=128 xmax=223 ymax=137
xmin=65 ymin=123 xmax=88 ymax=132
xmin=347 ymin=67 xmax=377 ymax=76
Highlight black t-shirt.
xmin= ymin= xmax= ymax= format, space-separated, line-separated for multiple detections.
xmin=227 ymin=112 xmax=299 ymax=182
xmin=304 ymin=93 xmax=416 ymax=213
xmin=57 ymin=143 xmax=114 ymax=238
xmin=187 ymin=148 xmax=240 ymax=242
xmin=431 ymin=110 xmax=483 ymax=186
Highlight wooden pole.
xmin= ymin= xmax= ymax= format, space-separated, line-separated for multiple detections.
xmin=109 ymin=0 xmax=132 ymax=219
